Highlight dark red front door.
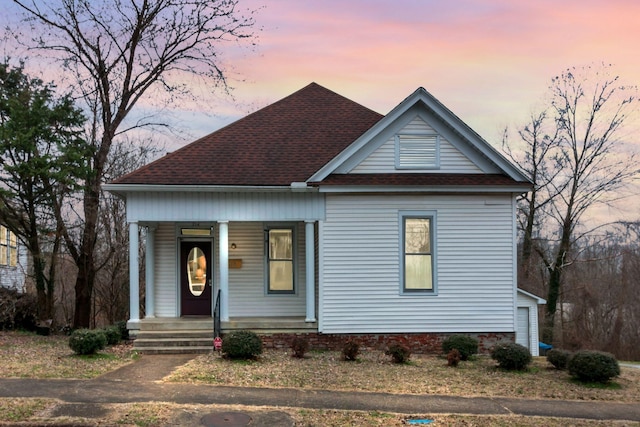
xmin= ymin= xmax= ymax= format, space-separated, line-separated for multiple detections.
xmin=180 ymin=241 xmax=212 ymax=316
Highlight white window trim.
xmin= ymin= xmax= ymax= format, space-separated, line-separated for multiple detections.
xmin=264 ymin=224 xmax=297 ymax=295
xmin=394 ymin=133 xmax=440 ymax=170
xmin=399 ymin=210 xmax=438 ymax=295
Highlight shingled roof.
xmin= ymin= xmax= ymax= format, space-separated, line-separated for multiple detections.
xmin=113 ymin=83 xmax=384 ymax=186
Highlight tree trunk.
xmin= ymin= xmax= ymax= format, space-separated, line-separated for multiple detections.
xmin=28 ymin=230 xmax=53 ymax=321
xmin=72 ymin=175 xmax=101 ymax=328
xmin=73 ymin=252 xmax=95 ymax=328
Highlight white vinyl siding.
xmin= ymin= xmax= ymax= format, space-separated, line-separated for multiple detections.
xmin=227 ymin=222 xmax=307 ymax=317
xmin=351 ymin=117 xmax=482 ymax=174
xmin=319 ymin=194 xmax=516 ymax=333
xmin=126 ymin=191 xmax=324 ymax=223
xmin=154 ymin=222 xmax=178 ymax=317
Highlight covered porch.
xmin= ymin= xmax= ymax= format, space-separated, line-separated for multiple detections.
xmin=127 ymin=219 xmax=319 ymax=330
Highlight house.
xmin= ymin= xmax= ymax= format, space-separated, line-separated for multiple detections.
xmin=0 ymin=225 xmax=27 ymax=293
xmin=104 ymin=83 xmax=534 ymax=354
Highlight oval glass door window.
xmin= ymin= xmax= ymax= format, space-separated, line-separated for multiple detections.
xmin=187 ymin=247 xmax=207 ymax=296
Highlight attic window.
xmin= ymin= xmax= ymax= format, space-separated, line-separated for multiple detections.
xmin=395 ymin=134 xmax=440 ymax=169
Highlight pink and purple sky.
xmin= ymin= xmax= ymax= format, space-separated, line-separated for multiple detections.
xmin=199 ymin=0 xmax=640 ymax=146
xmin=3 ymin=0 xmax=639 ymax=220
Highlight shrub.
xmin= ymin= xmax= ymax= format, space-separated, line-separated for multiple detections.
xmin=0 ymin=287 xmax=17 ymax=329
xmin=441 ymin=334 xmax=478 ymax=361
xmin=0 ymin=288 xmax=37 ymax=330
xmin=68 ymin=329 xmax=107 ymax=355
xmin=568 ymin=350 xmax=620 ymax=383
xmin=221 ymin=330 xmax=263 ymax=360
xmin=447 ymin=349 xmax=461 ymax=367
xmin=342 ymin=340 xmax=360 ymax=361
xmin=115 ymin=320 xmax=129 ymax=341
xmin=385 ymin=344 xmax=411 ymax=364
xmin=103 ymin=326 xmax=122 ymax=346
xmin=14 ymin=293 xmax=37 ymax=331
xmin=290 ymin=336 xmax=309 ymax=359
xmin=490 ymin=342 xmax=532 ymax=371
xmin=547 ymin=348 xmax=572 ymax=370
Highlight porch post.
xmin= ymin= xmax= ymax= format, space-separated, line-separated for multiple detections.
xmin=128 ymin=221 xmax=140 ymax=329
xmin=305 ymin=220 xmax=316 ymax=322
xmin=218 ymin=221 xmax=229 ymax=321
xmin=145 ymin=225 xmax=156 ymax=318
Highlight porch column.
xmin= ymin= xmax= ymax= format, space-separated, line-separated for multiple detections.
xmin=144 ymin=225 xmax=156 ymax=318
xmin=128 ymin=221 xmax=140 ymax=329
xmin=305 ymin=220 xmax=316 ymax=322
xmin=218 ymin=221 xmax=229 ymax=321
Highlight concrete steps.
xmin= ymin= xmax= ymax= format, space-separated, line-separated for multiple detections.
xmin=133 ymin=318 xmax=215 ymax=354
xmin=132 ymin=317 xmax=318 ymax=354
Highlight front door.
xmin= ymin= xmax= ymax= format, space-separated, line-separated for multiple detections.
xmin=180 ymin=241 xmax=213 ymax=316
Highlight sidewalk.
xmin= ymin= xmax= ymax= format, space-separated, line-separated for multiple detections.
xmin=1 ymin=354 xmax=638 ymax=424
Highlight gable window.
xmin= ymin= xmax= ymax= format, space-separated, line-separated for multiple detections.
xmin=266 ymin=227 xmax=295 ymax=294
xmin=400 ymin=213 xmax=436 ymax=293
xmin=395 ymin=134 xmax=439 ymax=169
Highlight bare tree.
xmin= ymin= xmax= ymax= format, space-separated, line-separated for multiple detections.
xmin=92 ymin=139 xmax=160 ymax=327
xmin=506 ymin=64 xmax=639 ymax=344
xmin=10 ymin=0 xmax=257 ymax=327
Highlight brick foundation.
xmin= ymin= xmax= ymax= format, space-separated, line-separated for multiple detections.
xmin=258 ymin=332 xmax=515 ymax=355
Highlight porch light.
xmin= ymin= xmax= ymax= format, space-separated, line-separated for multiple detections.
xmin=230 ymin=243 xmax=237 ymax=250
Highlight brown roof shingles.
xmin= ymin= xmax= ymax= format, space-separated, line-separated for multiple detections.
xmin=113 ymin=83 xmax=384 ymax=186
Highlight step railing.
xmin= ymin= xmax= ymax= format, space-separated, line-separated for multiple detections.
xmin=213 ymin=289 xmax=221 ymax=338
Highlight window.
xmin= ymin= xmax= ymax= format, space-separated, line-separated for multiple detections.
xmin=9 ymin=232 xmax=17 ymax=267
xmin=401 ymin=213 xmax=435 ymax=293
xmin=395 ymin=134 xmax=439 ymax=169
xmin=0 ymin=226 xmax=6 ymax=265
xmin=0 ymin=226 xmax=17 ymax=267
xmin=266 ymin=228 xmax=294 ymax=293
xmin=181 ymin=228 xmax=211 ymax=236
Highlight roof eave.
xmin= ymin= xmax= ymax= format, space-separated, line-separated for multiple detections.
xmin=315 ymin=184 xmax=531 ymax=194
xmin=103 ymin=183 xmax=317 ymax=195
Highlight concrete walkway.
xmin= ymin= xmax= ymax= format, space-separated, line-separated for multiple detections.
xmin=1 ymin=354 xmax=638 ymax=423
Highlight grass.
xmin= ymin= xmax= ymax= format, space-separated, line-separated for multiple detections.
xmin=0 ymin=400 xmax=635 ymax=426
xmin=0 ymin=330 xmax=135 ymax=379
xmin=166 ymin=349 xmax=640 ymax=402
xmin=0 ymin=331 xmax=639 ymax=426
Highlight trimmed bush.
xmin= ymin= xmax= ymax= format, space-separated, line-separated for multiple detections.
xmin=68 ymin=329 xmax=107 ymax=355
xmin=490 ymin=342 xmax=532 ymax=371
xmin=547 ymin=348 xmax=572 ymax=370
xmin=442 ymin=334 xmax=478 ymax=361
xmin=290 ymin=336 xmax=309 ymax=359
xmin=447 ymin=349 xmax=461 ymax=367
xmin=103 ymin=326 xmax=122 ymax=346
xmin=342 ymin=341 xmax=360 ymax=361
xmin=221 ymin=330 xmax=263 ymax=360
xmin=568 ymin=350 xmax=620 ymax=383
xmin=385 ymin=344 xmax=411 ymax=364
